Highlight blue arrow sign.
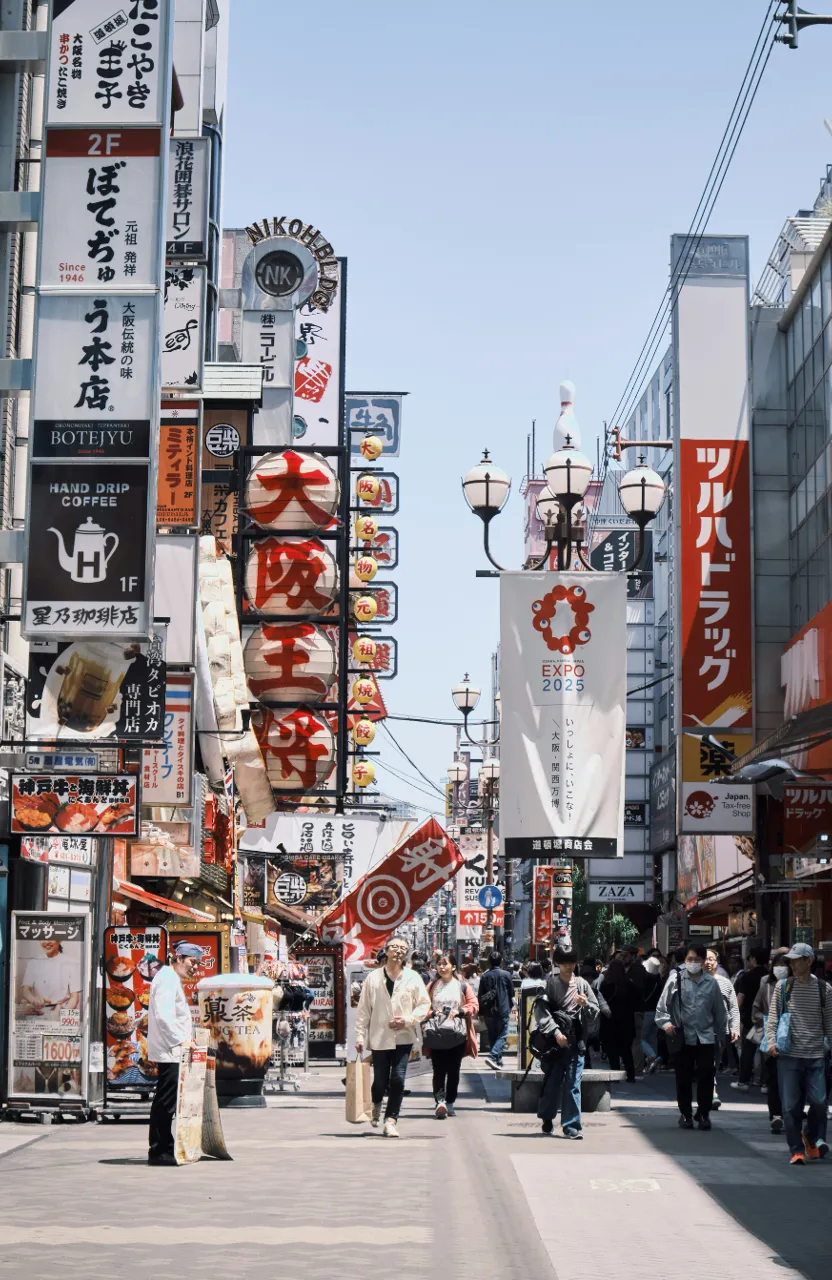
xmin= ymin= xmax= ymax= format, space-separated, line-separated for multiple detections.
xmin=478 ymin=884 xmax=503 ymax=910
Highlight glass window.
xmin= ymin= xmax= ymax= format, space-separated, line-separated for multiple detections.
xmin=812 ymin=277 xmax=823 ymax=345
xmin=790 ymin=416 xmax=806 ymax=485
xmin=805 ymin=292 xmax=815 ymax=349
xmin=825 ymin=321 xmax=832 ymax=376
xmin=790 ymin=489 xmax=798 ymax=532
xmin=795 ymin=307 xmax=805 ymax=370
xmin=823 ymin=251 xmax=832 ymax=324
xmin=792 ymin=568 xmax=809 ymax=630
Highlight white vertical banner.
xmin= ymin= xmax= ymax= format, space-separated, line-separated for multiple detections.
xmin=500 ymin=572 xmax=627 ymax=859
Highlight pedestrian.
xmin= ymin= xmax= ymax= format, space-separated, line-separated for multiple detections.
xmin=703 ymin=947 xmax=740 ymax=1111
xmin=599 ymin=959 xmax=639 ymax=1082
xmin=478 ymin=949 xmax=515 ymax=1070
xmin=766 ymin=942 xmax=832 ymax=1165
xmin=731 ymin=947 xmax=769 ymax=1091
xmin=461 ymin=961 xmax=481 ymax=996
xmin=749 ymin=949 xmax=789 ymax=1134
xmin=424 ymin=952 xmax=479 ymax=1118
xmin=655 ymin=942 xmax=728 ymax=1130
xmin=146 ymin=940 xmax=202 ymax=1166
xmin=408 ymin=951 xmax=432 ymax=984
xmin=641 ymin=954 xmax=663 ymax=1073
xmin=354 ymin=936 xmax=430 ymax=1138
xmin=520 ymin=961 xmax=546 ymax=993
xmin=536 ymin=947 xmax=599 ymax=1139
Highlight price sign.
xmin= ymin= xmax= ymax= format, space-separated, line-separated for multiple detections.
xmin=43 ymin=1037 xmax=82 ymax=1064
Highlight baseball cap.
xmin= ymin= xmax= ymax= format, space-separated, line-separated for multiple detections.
xmin=174 ymin=941 xmax=204 ymax=960
xmin=785 ymin=942 xmax=814 ymax=961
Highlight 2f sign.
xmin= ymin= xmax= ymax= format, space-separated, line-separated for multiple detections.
xmin=88 ymin=133 xmax=124 ymax=155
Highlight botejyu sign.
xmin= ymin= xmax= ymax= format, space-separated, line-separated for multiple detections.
xmin=500 ymin=572 xmax=627 ymax=859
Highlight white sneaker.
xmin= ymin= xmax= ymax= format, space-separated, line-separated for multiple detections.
xmin=382 ymin=1117 xmax=400 ymax=1138
xmin=730 ymin=1082 xmax=749 ymax=1092
xmin=435 ymin=1101 xmax=448 ymax=1119
xmin=371 ymin=1103 xmax=383 ymax=1128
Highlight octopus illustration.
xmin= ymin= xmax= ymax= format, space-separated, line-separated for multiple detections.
xmin=531 ymin=583 xmax=595 ymax=654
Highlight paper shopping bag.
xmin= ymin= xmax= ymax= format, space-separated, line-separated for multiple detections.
xmin=345 ymin=1057 xmax=372 ymax=1123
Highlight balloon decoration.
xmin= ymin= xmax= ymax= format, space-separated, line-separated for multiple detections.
xmin=359 ymin=435 xmax=384 ymax=462
xmin=252 ymin=707 xmax=335 ymax=792
xmin=351 ymin=677 xmax=377 ymax=706
xmin=355 ymin=474 xmax=381 ymax=505
xmin=354 ymin=554 xmax=378 ymax=583
xmin=352 ymin=718 xmax=376 ymax=747
xmin=354 ymin=515 xmax=378 ymax=542
xmin=352 ymin=636 xmax=377 ymax=665
xmin=245 ymin=537 xmax=338 ymax=616
xmin=353 ymin=594 xmax=378 ymax=623
xmin=244 ymin=623 xmax=336 ymax=704
xmin=244 ymin=450 xmax=339 ymax=532
xmin=352 ymin=760 xmax=375 ymax=788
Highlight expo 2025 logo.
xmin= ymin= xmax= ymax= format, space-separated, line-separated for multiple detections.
xmin=532 ymin=583 xmax=595 ymax=655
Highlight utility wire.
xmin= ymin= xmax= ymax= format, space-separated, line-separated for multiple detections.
xmin=380 ymin=721 xmax=446 ymax=797
xmin=376 ymin=757 xmax=446 ymax=804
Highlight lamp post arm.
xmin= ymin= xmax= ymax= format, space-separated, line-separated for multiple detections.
xmin=461 ymin=715 xmax=500 ymax=748
xmin=482 ymin=518 xmax=508 ymax=573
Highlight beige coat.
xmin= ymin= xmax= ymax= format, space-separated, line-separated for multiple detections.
xmin=354 ymin=965 xmax=430 ymax=1050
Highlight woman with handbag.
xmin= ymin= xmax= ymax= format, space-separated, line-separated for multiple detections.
xmin=423 ymin=953 xmax=479 ymax=1119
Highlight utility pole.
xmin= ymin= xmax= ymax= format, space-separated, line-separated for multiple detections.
xmin=775 ymin=1 xmax=832 ymax=49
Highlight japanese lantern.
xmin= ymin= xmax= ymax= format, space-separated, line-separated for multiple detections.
xmin=252 ymin=707 xmax=335 ymax=792
xmin=353 ymin=594 xmax=377 ymax=623
xmin=244 ymin=623 xmax=336 ymax=705
xmin=352 ymin=760 xmax=375 ymax=788
xmin=352 ymin=636 xmax=377 ymax=665
xmin=245 ymin=537 xmax=338 ymax=616
xmin=354 ymin=515 xmax=378 ymax=542
xmin=352 ymin=718 xmax=376 ymax=747
xmin=354 ymin=555 xmax=378 ymax=583
xmin=355 ymin=474 xmax=381 ymax=505
xmin=244 ymin=450 xmax=339 ymax=532
xmin=359 ymin=435 xmax=384 ymax=462
xmin=352 ymin=677 xmax=377 ymax=706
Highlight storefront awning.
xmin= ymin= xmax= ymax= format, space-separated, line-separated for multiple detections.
xmin=263 ymin=901 xmax=317 ymax=932
xmin=112 ymin=877 xmax=214 ymax=922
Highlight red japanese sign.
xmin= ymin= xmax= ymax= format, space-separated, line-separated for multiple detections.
xmin=317 ymin=818 xmax=464 ymax=961
xmin=104 ymin=925 xmax=167 ymax=1094
xmin=244 ymin=536 xmax=338 ymax=615
xmin=253 ymin=707 xmax=336 ymax=792
xmin=244 ymin=449 xmax=339 ymax=532
xmin=11 ymin=775 xmax=138 ymax=836
xmin=294 ymin=357 xmax=332 ymax=404
xmin=532 ymin=866 xmax=555 ymax=947
xmin=157 ymin=402 xmax=199 ymax=527
xmin=783 ymin=783 xmax=832 ymax=851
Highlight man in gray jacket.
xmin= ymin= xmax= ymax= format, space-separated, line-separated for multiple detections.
xmin=655 ymin=942 xmax=728 ymax=1130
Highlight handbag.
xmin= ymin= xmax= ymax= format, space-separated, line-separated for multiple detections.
xmin=345 ymin=1056 xmax=372 ymax=1124
xmin=665 ymin=970 xmax=686 ymax=1058
xmin=775 ymin=979 xmax=793 ymax=1054
xmin=422 ymin=1004 xmax=466 ymax=1050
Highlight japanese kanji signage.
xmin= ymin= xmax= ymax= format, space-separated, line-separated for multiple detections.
xmin=293 ymin=267 xmax=345 ymax=449
xmin=499 ymin=572 xmax=627 ymax=859
xmin=347 ymin=393 xmax=403 ymax=458
xmin=24 ymin=462 xmax=150 ymax=636
xmin=590 ymin=528 xmax=652 ymax=599
xmin=8 ymin=912 xmax=89 ymax=1104
xmin=456 ymin=831 xmax=504 ymax=927
xmin=532 ymin=865 xmax=555 ymax=946
xmin=162 ymin=266 xmax=205 ymax=390
xmin=672 ymin=233 xmax=753 ymax=835
xmin=165 ymin=136 xmax=209 ymax=259
xmin=11 ymin=773 xmax=139 ymax=835
xmin=21 ymin=835 xmax=94 ymax=866
xmin=141 ymin=672 xmax=194 ymax=805
xmin=783 ymin=783 xmax=832 ymax=852
xmin=317 ymin=818 xmax=464 ymax=962
xmin=46 ymin=0 xmax=173 ymax=128
xmin=103 ymin=924 xmax=167 ymax=1094
xmin=157 ymin=401 xmax=199 ymax=526
xmin=239 ymin=812 xmax=412 ymax=891
xmin=40 ymin=126 xmax=163 ymax=289
xmin=26 ymin=633 xmax=165 ymax=740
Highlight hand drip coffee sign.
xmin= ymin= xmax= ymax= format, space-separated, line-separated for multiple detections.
xmin=48 ymin=517 xmax=119 ymax=584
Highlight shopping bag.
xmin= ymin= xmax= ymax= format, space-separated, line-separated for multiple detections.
xmin=345 ymin=1057 xmax=372 ymax=1123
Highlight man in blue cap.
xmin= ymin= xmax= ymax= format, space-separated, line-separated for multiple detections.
xmin=147 ymin=941 xmax=203 ymax=1166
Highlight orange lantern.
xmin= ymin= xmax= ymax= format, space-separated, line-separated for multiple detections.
xmin=354 ymin=515 xmax=378 ymax=542
xmin=352 ymin=636 xmax=377 ymax=665
xmin=354 ymin=554 xmax=378 ymax=583
xmin=352 ymin=760 xmax=375 ymax=788
xmin=244 ymin=450 xmax=339 ymax=532
xmin=353 ymin=594 xmax=377 ymax=623
xmin=244 ymin=623 xmax=336 ymax=704
xmin=359 ymin=435 xmax=384 ymax=462
xmin=245 ymin=536 xmax=338 ymax=615
xmin=355 ymin=474 xmax=381 ymax=505
xmin=351 ymin=677 xmax=377 ymax=706
xmin=352 ymin=718 xmax=376 ymax=747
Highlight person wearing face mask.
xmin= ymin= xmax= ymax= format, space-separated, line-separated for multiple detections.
xmin=655 ymin=942 xmax=728 ymax=1130
xmin=766 ymin=942 xmax=832 ymax=1164
xmin=748 ymin=950 xmax=789 ymax=1134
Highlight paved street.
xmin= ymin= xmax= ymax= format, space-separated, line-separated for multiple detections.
xmin=0 ymin=1063 xmax=829 ymax=1279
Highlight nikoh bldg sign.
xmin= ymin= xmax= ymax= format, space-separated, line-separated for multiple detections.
xmin=499 ymin=572 xmax=627 ymax=859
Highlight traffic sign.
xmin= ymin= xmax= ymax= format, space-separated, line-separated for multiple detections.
xmin=478 ymin=884 xmax=503 ymax=910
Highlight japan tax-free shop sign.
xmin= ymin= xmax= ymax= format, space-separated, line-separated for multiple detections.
xmin=500 ymin=572 xmax=627 ymax=859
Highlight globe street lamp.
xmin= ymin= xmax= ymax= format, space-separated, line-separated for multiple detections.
xmin=479 ymin=757 xmax=500 ymax=949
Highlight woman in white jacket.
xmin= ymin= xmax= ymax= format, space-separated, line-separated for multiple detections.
xmin=354 ymin=938 xmax=430 ymax=1137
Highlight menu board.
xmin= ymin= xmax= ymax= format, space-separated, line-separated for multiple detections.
xmin=104 ymin=925 xmax=167 ymax=1094
xmin=296 ymin=948 xmax=343 ymax=1056
xmin=11 ymin=775 xmax=139 ymax=836
xmin=9 ymin=913 xmax=88 ymax=1101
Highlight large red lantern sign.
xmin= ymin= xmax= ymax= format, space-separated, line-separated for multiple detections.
xmin=244 ymin=623 xmax=336 ymax=704
xmin=252 ymin=707 xmax=335 ymax=792
xmin=245 ymin=537 xmax=338 ymax=615
xmin=244 ymin=450 xmax=339 ymax=532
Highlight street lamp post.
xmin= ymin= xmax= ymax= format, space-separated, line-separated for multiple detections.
xmin=479 ymin=757 xmax=500 ymax=949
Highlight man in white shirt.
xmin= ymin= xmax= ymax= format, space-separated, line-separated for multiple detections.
xmin=147 ymin=941 xmax=202 ymax=1166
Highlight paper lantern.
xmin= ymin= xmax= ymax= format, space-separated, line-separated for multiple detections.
xmin=352 ymin=718 xmax=376 ymax=747
xmin=244 ymin=623 xmax=336 ymax=705
xmin=245 ymin=537 xmax=338 ymax=615
xmin=244 ymin=450 xmax=339 ymax=532
xmin=352 ymin=636 xmax=377 ymax=665
xmin=352 ymin=760 xmax=375 ymax=788
xmin=352 ymin=677 xmax=377 ymax=706
xmin=353 ymin=594 xmax=377 ymax=623
xmin=252 ymin=707 xmax=335 ymax=792
xmin=354 ymin=555 xmax=378 ymax=583
xmin=354 ymin=515 xmax=378 ymax=542
xmin=359 ymin=435 xmax=384 ymax=462
xmin=355 ymin=474 xmax=381 ymax=505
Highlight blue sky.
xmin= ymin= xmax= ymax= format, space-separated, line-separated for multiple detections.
xmin=224 ymin=1 xmax=832 ymax=816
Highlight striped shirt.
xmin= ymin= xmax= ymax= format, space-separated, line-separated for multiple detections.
xmin=766 ymin=976 xmax=832 ymax=1058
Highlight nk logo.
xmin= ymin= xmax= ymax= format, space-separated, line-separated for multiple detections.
xmin=255 ymin=250 xmax=305 ymax=297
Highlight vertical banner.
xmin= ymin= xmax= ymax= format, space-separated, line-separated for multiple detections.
xmin=166 ymin=137 xmax=210 ymax=260
xmin=142 ymin=672 xmax=195 ymax=805
xmin=157 ymin=401 xmax=200 ymax=527
xmin=500 ymin=572 xmax=627 ymax=858
xmin=532 ymin=866 xmax=555 ymax=947
xmin=104 ymin=924 xmax=167 ymax=1093
xmin=672 ymin=235 xmax=754 ymax=835
xmin=455 ymin=830 xmax=504 ymax=927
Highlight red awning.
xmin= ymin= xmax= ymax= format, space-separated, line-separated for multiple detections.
xmin=112 ymin=877 xmax=214 ymax=922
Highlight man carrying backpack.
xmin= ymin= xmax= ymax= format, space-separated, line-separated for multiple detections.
xmin=535 ymin=947 xmax=599 ymax=1138
xmin=478 ymin=950 xmax=515 ymax=1069
xmin=766 ymin=942 xmax=832 ymax=1165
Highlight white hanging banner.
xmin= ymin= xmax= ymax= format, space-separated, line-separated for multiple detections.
xmin=162 ymin=266 xmax=206 ymax=390
xmin=500 ymin=572 xmax=627 ymax=859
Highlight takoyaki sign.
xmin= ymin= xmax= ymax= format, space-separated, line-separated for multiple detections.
xmin=11 ymin=774 xmax=139 ymax=837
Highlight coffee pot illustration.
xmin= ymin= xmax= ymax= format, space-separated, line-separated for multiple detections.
xmin=48 ymin=517 xmax=119 ymax=584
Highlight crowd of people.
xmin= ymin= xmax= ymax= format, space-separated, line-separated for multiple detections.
xmin=350 ymin=937 xmax=832 ymax=1161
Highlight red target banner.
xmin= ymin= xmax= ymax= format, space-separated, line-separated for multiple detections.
xmin=317 ymin=818 xmax=464 ymax=961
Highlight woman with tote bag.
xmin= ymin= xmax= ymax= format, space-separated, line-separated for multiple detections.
xmin=422 ymin=952 xmax=479 ymax=1118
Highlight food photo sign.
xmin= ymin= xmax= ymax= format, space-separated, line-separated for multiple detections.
xmin=11 ymin=774 xmax=139 ymax=836
xmin=104 ymin=925 xmax=167 ymax=1094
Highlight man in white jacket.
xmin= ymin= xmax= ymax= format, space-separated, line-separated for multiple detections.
xmin=354 ymin=937 xmax=430 ymax=1137
xmin=147 ymin=941 xmax=202 ymax=1165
